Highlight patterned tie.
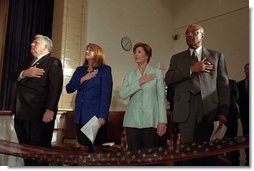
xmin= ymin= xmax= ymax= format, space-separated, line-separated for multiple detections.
xmin=190 ymin=51 xmax=201 ymax=94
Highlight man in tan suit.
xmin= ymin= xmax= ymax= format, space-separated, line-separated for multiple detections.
xmin=165 ymin=24 xmax=230 ymax=165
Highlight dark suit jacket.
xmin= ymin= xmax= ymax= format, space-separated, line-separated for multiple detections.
xmin=166 ymin=84 xmax=175 ymax=112
xmin=10 ymin=54 xmax=63 ymax=120
xmin=165 ymin=47 xmax=230 ymax=124
xmin=66 ymin=65 xmax=113 ymax=125
xmin=237 ymin=79 xmax=249 ymax=134
xmin=226 ymin=79 xmax=239 ymax=137
xmin=229 ymin=79 xmax=239 ymax=119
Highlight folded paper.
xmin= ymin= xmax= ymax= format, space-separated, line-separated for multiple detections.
xmin=80 ymin=116 xmax=100 ymax=144
xmin=210 ymin=121 xmax=227 ymax=141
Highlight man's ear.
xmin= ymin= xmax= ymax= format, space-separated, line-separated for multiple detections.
xmin=44 ymin=44 xmax=49 ymax=51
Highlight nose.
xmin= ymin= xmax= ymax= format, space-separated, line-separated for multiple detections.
xmin=186 ymin=32 xmax=194 ymax=38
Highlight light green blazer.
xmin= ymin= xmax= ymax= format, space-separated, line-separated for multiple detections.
xmin=120 ymin=64 xmax=167 ymax=128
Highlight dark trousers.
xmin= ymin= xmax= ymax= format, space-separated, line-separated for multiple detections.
xmin=76 ymin=123 xmax=107 ymax=153
xmin=14 ymin=118 xmax=55 ymax=166
xmin=177 ymin=93 xmax=218 ymax=166
xmin=240 ymin=116 xmax=249 ymax=165
xmin=125 ymin=127 xmax=159 ymax=151
xmin=225 ymin=111 xmax=240 ymax=165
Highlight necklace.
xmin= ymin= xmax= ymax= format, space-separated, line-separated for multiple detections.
xmin=87 ymin=67 xmax=93 ymax=73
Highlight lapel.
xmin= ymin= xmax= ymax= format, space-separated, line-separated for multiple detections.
xmin=184 ymin=49 xmax=193 ymax=65
xmin=186 ymin=47 xmax=210 ymax=62
xmin=135 ymin=64 xmax=153 ymax=77
xmin=144 ymin=64 xmax=153 ymax=74
xmin=200 ymin=47 xmax=214 ymax=81
xmin=32 ymin=55 xmax=49 ymax=67
xmin=201 ymin=47 xmax=211 ymax=61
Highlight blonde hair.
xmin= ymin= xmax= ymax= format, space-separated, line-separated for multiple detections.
xmin=83 ymin=43 xmax=105 ymax=67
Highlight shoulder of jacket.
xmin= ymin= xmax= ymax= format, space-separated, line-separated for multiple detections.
xmin=149 ymin=66 xmax=162 ymax=73
xmin=101 ymin=64 xmax=111 ymax=70
xmin=124 ymin=69 xmax=136 ymax=77
xmin=205 ymin=47 xmax=222 ymax=55
xmin=172 ymin=50 xmax=189 ymax=58
xmin=47 ymin=56 xmax=62 ymax=66
xmin=47 ymin=56 xmax=61 ymax=63
xmin=76 ymin=66 xmax=85 ymax=70
xmin=48 ymin=56 xmax=59 ymax=60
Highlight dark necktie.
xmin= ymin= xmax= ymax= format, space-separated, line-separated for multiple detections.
xmin=190 ymin=51 xmax=201 ymax=94
xmin=30 ymin=57 xmax=38 ymax=66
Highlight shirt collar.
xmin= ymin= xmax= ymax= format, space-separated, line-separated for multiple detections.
xmin=189 ymin=46 xmax=202 ymax=55
xmin=36 ymin=52 xmax=49 ymax=60
xmin=189 ymin=46 xmax=202 ymax=61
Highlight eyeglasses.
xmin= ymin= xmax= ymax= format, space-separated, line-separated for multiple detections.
xmin=186 ymin=30 xmax=203 ymax=37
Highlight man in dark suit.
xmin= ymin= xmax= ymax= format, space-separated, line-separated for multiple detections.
xmin=225 ymin=79 xmax=240 ymax=165
xmin=10 ymin=35 xmax=63 ymax=165
xmin=165 ymin=24 xmax=230 ymax=165
xmin=237 ymin=63 xmax=249 ymax=166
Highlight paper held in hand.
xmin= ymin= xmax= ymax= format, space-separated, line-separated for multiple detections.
xmin=210 ymin=121 xmax=227 ymax=141
xmin=80 ymin=116 xmax=100 ymax=144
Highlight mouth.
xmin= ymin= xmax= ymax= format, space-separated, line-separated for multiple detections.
xmin=187 ymin=38 xmax=194 ymax=43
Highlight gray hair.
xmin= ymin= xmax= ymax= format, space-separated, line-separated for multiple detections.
xmin=35 ymin=34 xmax=53 ymax=52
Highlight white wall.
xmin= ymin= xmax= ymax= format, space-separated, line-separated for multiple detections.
xmin=171 ymin=0 xmax=249 ymax=81
xmin=84 ymin=0 xmax=249 ymax=110
xmin=85 ymin=0 xmax=173 ymax=110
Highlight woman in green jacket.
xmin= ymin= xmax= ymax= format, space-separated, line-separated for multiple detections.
xmin=120 ymin=42 xmax=167 ymax=151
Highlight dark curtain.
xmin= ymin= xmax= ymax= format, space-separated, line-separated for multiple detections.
xmin=0 ymin=0 xmax=9 ymax=100
xmin=0 ymin=0 xmax=54 ymax=110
